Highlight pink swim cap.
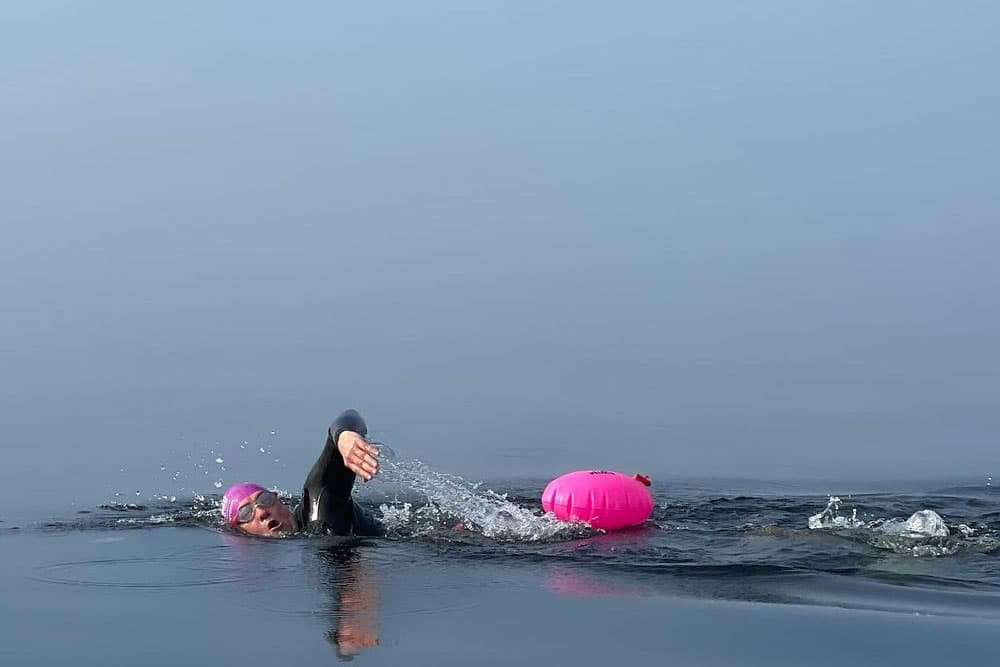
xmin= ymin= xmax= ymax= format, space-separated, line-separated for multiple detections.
xmin=221 ymin=482 xmax=267 ymax=526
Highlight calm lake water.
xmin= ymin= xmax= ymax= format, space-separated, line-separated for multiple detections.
xmin=3 ymin=470 xmax=997 ymax=665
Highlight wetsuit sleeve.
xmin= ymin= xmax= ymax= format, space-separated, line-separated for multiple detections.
xmin=300 ymin=410 xmax=369 ymax=532
xmin=307 ymin=409 xmax=367 ymax=501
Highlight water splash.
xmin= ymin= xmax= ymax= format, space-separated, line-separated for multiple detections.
xmin=807 ymin=497 xmax=998 ymax=557
xmin=371 ymin=446 xmax=589 ymax=542
xmin=880 ymin=510 xmax=950 ymax=538
xmin=808 ymin=497 xmax=864 ymax=529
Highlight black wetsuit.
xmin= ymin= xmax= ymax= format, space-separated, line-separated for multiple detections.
xmin=294 ymin=409 xmax=380 ymax=536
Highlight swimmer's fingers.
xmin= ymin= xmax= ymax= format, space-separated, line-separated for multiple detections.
xmin=358 ymin=441 xmax=380 ymax=460
xmin=358 ymin=443 xmax=380 ymax=479
xmin=349 ymin=455 xmax=375 ymax=479
xmin=337 ymin=431 xmax=380 ymax=480
xmin=360 ymin=453 xmax=379 ymax=479
xmin=348 ymin=447 xmax=379 ymax=481
xmin=348 ymin=459 xmax=371 ymax=481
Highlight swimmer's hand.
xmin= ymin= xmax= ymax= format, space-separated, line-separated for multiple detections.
xmin=337 ymin=430 xmax=379 ymax=482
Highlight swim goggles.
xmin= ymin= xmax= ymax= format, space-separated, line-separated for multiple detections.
xmin=235 ymin=490 xmax=278 ymax=524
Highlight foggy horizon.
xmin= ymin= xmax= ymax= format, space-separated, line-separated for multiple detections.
xmin=2 ymin=2 xmax=998 ymax=508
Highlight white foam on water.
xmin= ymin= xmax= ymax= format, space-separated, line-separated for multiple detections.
xmin=376 ymin=501 xmax=443 ymax=538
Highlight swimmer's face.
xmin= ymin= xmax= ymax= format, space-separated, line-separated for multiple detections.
xmin=237 ymin=490 xmax=297 ymax=537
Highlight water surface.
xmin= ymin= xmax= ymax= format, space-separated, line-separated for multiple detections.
xmin=4 ymin=471 xmax=998 ymax=664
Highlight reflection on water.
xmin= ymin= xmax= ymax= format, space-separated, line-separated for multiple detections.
xmin=544 ymin=568 xmax=642 ymax=598
xmin=219 ymin=532 xmax=383 ymax=659
xmin=315 ymin=542 xmax=380 ymax=660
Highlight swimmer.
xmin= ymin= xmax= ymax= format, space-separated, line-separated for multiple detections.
xmin=221 ymin=409 xmax=381 ymax=537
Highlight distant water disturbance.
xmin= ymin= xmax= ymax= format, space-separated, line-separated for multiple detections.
xmin=806 ymin=495 xmax=985 ymax=557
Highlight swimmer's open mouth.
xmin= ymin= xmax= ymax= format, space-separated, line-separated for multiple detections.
xmin=267 ymin=519 xmax=281 ymax=531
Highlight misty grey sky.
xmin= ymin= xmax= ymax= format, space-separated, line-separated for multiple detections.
xmin=2 ymin=2 xmax=998 ymax=507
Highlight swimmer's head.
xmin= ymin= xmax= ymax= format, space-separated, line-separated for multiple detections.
xmin=222 ymin=482 xmax=266 ymax=525
xmin=222 ymin=482 xmax=297 ymax=537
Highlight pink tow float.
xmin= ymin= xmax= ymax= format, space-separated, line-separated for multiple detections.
xmin=542 ymin=470 xmax=654 ymax=530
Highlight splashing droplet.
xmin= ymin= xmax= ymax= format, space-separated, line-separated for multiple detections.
xmin=241 ymin=441 xmax=248 ymax=449
xmin=259 ymin=447 xmax=266 ymax=453
xmin=214 ymin=480 xmax=223 ymax=489
xmin=215 ymin=457 xmax=224 ymax=464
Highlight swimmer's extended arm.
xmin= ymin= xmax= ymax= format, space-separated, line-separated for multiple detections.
xmin=303 ymin=410 xmax=375 ymax=501
xmin=299 ymin=409 xmax=381 ymax=533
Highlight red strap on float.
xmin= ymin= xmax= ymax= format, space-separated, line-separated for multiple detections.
xmin=633 ymin=473 xmax=651 ymax=487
